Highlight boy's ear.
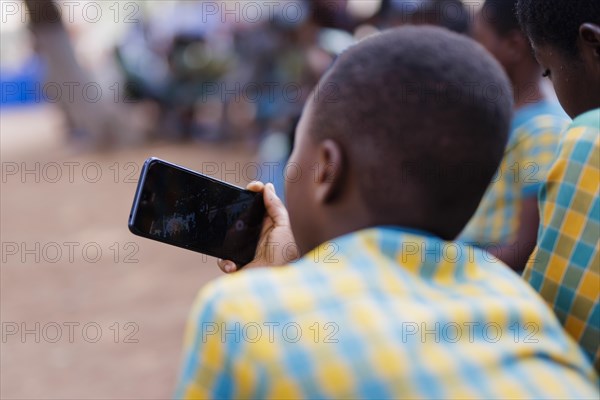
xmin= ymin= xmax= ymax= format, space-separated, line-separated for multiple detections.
xmin=314 ymin=139 xmax=344 ymax=205
xmin=579 ymin=23 xmax=600 ymax=59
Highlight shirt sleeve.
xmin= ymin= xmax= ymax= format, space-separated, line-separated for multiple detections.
xmin=518 ymin=118 xmax=564 ymax=198
xmin=174 ymin=284 xmax=238 ymax=400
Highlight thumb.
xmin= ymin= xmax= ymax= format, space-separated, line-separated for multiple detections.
xmin=263 ymin=183 xmax=290 ymax=227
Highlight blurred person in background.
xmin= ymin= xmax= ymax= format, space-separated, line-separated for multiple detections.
xmin=459 ymin=0 xmax=569 ymax=272
xmin=114 ymin=0 xmax=235 ymax=141
xmin=114 ymin=1 xmax=333 ymax=141
xmin=516 ymin=0 xmax=600 ymax=372
xmin=175 ymin=27 xmax=599 ymax=399
xmin=384 ymin=0 xmax=471 ymax=34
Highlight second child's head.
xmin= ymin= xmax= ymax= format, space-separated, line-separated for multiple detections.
xmin=517 ymin=0 xmax=600 ymax=118
xmin=285 ymin=27 xmax=513 ymax=255
xmin=473 ymin=0 xmax=539 ymax=83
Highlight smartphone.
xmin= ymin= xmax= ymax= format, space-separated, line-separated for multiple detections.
xmin=128 ymin=158 xmax=265 ymax=266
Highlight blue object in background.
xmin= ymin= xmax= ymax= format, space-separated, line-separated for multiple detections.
xmin=1 ymin=56 xmax=46 ymax=107
xmin=259 ymin=132 xmax=292 ymax=204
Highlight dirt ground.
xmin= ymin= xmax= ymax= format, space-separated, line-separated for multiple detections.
xmin=1 ymin=105 xmax=260 ymax=399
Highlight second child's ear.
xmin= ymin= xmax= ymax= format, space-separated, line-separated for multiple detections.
xmin=579 ymin=23 xmax=600 ymax=59
xmin=314 ymin=139 xmax=344 ymax=205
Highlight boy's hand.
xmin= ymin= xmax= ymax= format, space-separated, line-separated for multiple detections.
xmin=217 ymin=181 xmax=298 ymax=273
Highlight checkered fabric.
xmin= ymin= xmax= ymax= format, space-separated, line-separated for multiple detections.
xmin=176 ymin=227 xmax=598 ymax=399
xmin=525 ymin=108 xmax=600 ymax=372
xmin=461 ymin=101 xmax=568 ymax=247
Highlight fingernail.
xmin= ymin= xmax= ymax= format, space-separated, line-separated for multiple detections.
xmin=225 ymin=263 xmax=236 ymax=273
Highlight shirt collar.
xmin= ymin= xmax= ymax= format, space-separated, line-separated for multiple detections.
xmin=571 ymin=108 xmax=600 ymax=130
xmin=298 ymin=226 xmax=442 ymax=266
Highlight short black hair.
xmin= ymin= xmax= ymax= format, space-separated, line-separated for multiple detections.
xmin=309 ymin=26 xmax=513 ymax=239
xmin=516 ymin=0 xmax=600 ymax=57
xmin=481 ymin=0 xmax=520 ymax=36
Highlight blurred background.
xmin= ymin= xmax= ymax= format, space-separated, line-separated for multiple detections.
xmin=1 ymin=0 xmax=476 ymax=398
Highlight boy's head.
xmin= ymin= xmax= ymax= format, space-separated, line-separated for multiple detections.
xmin=516 ymin=0 xmax=600 ymax=118
xmin=285 ymin=27 xmax=513 ymax=255
xmin=473 ymin=0 xmax=537 ymax=80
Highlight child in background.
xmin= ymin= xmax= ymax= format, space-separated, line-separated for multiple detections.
xmin=460 ymin=0 xmax=569 ymax=271
xmin=517 ymin=0 xmax=600 ymax=372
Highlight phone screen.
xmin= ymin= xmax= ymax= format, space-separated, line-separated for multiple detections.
xmin=129 ymin=158 xmax=265 ymax=265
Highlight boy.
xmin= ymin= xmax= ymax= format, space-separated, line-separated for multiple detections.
xmin=517 ymin=0 xmax=600 ymax=371
xmin=175 ymin=27 xmax=598 ymax=398
xmin=460 ymin=0 xmax=569 ymax=271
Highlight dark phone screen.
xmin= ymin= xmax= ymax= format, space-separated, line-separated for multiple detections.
xmin=131 ymin=160 xmax=265 ymax=265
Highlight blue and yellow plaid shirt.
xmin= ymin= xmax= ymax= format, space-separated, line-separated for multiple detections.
xmin=525 ymin=108 xmax=600 ymax=371
xmin=460 ymin=101 xmax=569 ymax=246
xmin=176 ymin=227 xmax=598 ymax=399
